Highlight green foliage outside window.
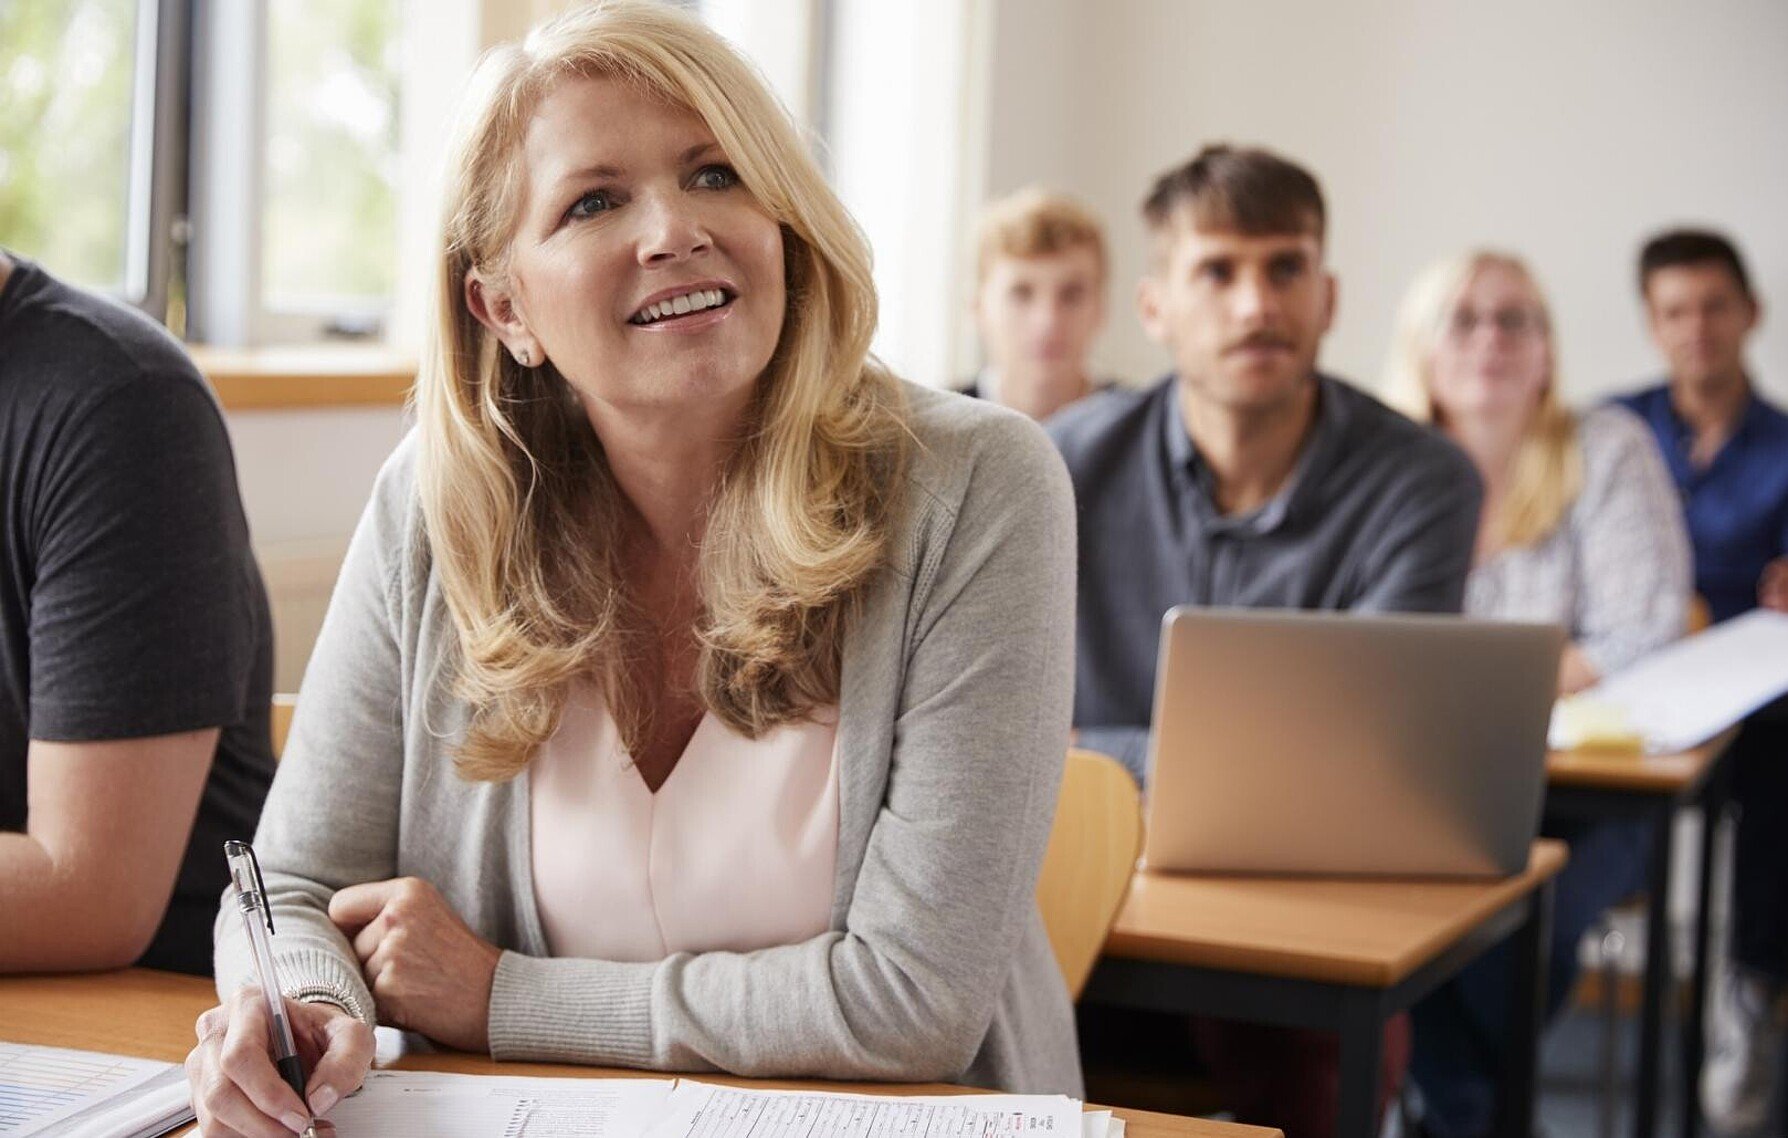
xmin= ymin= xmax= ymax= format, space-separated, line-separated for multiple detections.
xmin=0 ymin=0 xmax=138 ymax=293
xmin=263 ymin=0 xmax=401 ymax=309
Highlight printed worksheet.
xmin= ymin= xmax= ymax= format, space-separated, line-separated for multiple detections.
xmin=646 ymin=1082 xmax=1085 ymax=1138
xmin=199 ymin=1070 xmax=1114 ymax=1138
xmin=317 ymin=1071 xmax=676 ymax=1137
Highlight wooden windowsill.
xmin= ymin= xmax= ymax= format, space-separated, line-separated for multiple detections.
xmin=189 ymin=344 xmax=416 ymax=411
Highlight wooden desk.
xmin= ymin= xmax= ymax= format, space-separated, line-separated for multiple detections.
xmin=1084 ymin=840 xmax=1567 ymax=1138
xmin=0 ymin=970 xmax=1275 ymax=1138
xmin=1544 ymin=730 xmax=1741 ymax=1138
xmin=1547 ymin=733 xmax=1731 ymax=795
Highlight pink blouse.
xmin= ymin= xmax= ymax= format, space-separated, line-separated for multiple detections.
xmin=528 ymin=684 xmax=840 ymax=962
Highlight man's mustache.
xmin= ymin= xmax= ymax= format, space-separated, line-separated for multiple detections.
xmin=1223 ymin=332 xmax=1295 ymax=354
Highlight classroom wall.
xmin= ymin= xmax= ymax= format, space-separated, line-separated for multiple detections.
xmin=977 ymin=0 xmax=1788 ymax=407
xmin=224 ymin=408 xmax=410 ymax=690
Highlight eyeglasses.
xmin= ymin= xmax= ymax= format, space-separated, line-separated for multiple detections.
xmin=1446 ymin=306 xmax=1546 ymax=340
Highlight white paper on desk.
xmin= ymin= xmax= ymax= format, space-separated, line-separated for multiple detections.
xmin=313 ymin=1071 xmax=675 ymax=1137
xmin=645 ymin=1081 xmax=1085 ymax=1137
xmin=1550 ymin=610 xmax=1788 ymax=753
xmin=0 ymin=1042 xmax=178 ymax=1138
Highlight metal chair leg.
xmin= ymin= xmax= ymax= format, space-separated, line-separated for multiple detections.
xmin=1601 ymin=920 xmax=1629 ymax=1138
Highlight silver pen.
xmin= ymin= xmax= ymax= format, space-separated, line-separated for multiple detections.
xmin=225 ymin=840 xmax=321 ymax=1138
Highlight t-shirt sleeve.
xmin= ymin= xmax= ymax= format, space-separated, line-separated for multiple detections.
xmin=26 ymin=375 xmax=258 ymax=741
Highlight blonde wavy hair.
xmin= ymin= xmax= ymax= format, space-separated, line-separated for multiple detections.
xmin=416 ymin=0 xmax=908 ymax=781
xmin=1384 ymin=250 xmax=1581 ymax=551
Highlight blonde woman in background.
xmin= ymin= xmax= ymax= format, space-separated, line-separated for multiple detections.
xmin=1385 ymin=250 xmax=1690 ymax=1138
xmin=182 ymin=4 xmax=1080 ymax=1134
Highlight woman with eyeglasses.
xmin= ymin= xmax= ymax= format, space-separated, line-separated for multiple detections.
xmin=1385 ymin=250 xmax=1690 ymax=1138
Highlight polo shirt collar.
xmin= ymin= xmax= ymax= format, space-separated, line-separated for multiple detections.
xmin=1163 ymin=373 xmax=1339 ymax=536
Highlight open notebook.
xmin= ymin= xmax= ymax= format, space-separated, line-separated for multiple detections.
xmin=0 ymin=1043 xmax=191 ymax=1138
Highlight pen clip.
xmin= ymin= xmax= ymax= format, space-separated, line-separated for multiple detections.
xmin=229 ymin=839 xmax=278 ymax=937
xmin=247 ymin=843 xmax=276 ymax=937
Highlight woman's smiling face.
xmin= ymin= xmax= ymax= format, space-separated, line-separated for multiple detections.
xmin=473 ymin=73 xmax=787 ymax=418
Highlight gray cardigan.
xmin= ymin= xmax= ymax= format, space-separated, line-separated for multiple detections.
xmin=214 ymin=383 xmax=1083 ymax=1096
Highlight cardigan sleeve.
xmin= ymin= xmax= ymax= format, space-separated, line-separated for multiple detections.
xmin=486 ymin=411 xmax=1079 ymax=1084
xmin=210 ymin=438 xmax=420 ymax=1026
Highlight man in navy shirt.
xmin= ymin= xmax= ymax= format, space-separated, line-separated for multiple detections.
xmin=1616 ymin=229 xmax=1788 ymax=1131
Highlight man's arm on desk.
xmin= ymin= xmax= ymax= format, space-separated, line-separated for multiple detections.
xmin=0 ymin=730 xmax=216 ymax=971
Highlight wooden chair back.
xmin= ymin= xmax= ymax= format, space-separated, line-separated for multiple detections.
xmin=1035 ymin=748 xmax=1143 ymax=999
xmin=270 ymin=694 xmax=298 ymax=761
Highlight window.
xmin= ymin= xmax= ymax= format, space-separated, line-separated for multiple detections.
xmin=0 ymin=0 xmax=153 ymax=298
xmin=261 ymin=0 xmax=403 ymax=331
xmin=189 ymin=0 xmax=405 ymax=344
xmin=0 ymin=0 xmax=406 ymax=345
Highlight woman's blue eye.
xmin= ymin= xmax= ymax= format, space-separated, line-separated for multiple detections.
xmin=568 ymin=190 xmax=614 ymax=219
xmin=693 ymin=165 xmax=738 ymax=191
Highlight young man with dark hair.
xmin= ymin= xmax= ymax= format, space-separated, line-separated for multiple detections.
xmin=0 ymin=249 xmax=275 ymax=976
xmin=964 ymin=187 xmax=1111 ymax=420
xmin=1051 ymin=144 xmax=1481 ymax=778
xmin=1049 ymin=144 xmax=1482 ymax=1137
xmin=1616 ymin=228 xmax=1788 ymax=1132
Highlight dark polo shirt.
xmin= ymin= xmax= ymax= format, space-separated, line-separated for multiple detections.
xmin=1046 ymin=372 xmax=1482 ymax=779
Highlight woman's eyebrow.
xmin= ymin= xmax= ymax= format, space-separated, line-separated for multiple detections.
xmin=553 ymin=161 xmax=625 ymax=187
xmin=549 ymin=141 xmax=720 ymax=191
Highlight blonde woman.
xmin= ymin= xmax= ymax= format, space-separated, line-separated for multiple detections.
xmin=1385 ymin=251 xmax=1689 ymax=1138
xmin=1386 ymin=251 xmax=1690 ymax=693
xmin=183 ymin=4 xmax=1079 ymax=1134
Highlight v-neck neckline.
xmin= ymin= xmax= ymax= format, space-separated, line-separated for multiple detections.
xmin=624 ymin=710 xmax=717 ymax=798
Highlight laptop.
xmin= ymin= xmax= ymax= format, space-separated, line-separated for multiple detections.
xmin=1140 ymin=607 xmax=1564 ymax=878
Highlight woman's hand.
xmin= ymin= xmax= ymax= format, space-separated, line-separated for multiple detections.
xmin=1760 ymin=557 xmax=1788 ymax=613
xmin=186 ymin=986 xmax=371 ymax=1137
xmin=329 ymin=876 xmax=502 ymax=1052
xmin=1558 ymin=642 xmax=1601 ymax=697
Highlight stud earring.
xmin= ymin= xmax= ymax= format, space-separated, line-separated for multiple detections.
xmin=516 ymin=348 xmax=531 ymax=367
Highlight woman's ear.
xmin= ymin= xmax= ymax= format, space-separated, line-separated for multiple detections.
xmin=465 ymin=269 xmax=543 ymax=368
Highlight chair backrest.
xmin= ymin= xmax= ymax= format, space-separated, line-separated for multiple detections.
xmin=1688 ymin=595 xmax=1712 ymax=635
xmin=270 ymin=694 xmax=298 ymax=761
xmin=1035 ymin=748 xmax=1143 ymax=999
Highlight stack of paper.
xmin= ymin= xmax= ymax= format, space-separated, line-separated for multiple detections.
xmin=0 ymin=1043 xmax=1123 ymax=1137
xmin=0 ymin=1042 xmax=191 ymax=1138
xmin=315 ymin=1071 xmax=1125 ymax=1137
xmin=1550 ymin=610 xmax=1788 ymax=753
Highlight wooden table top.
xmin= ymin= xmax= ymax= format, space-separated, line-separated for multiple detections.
xmin=0 ymin=970 xmax=1276 ymax=1138
xmin=1103 ymin=839 xmax=1568 ymax=988
xmin=1546 ymin=729 xmax=1739 ymax=794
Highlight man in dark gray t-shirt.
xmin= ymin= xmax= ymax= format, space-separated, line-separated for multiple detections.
xmin=0 ymin=250 xmax=274 ymax=976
